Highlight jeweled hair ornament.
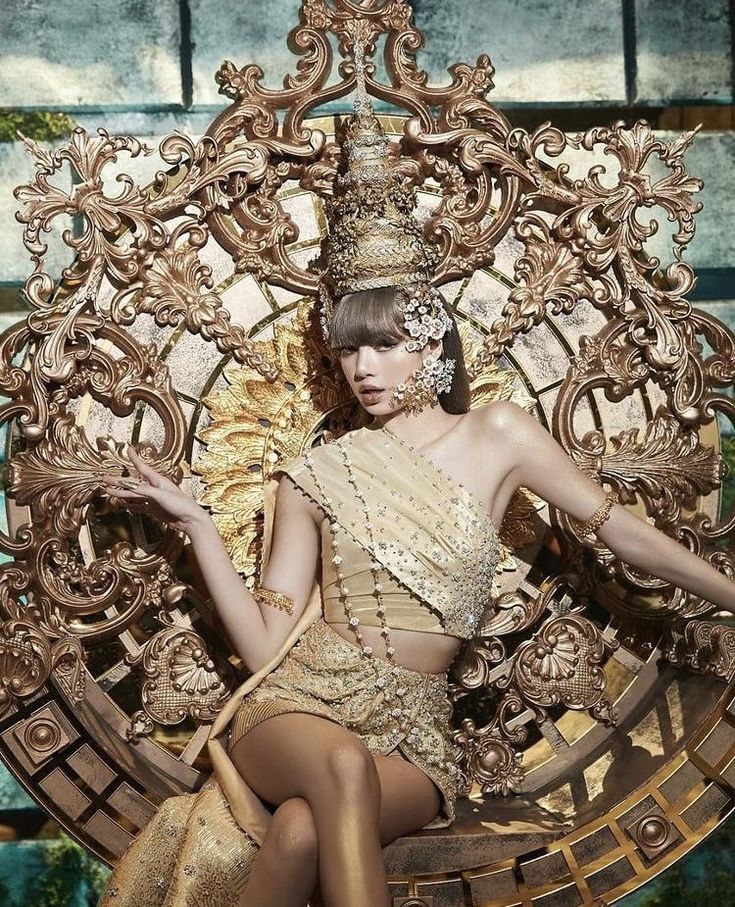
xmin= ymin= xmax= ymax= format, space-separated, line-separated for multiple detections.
xmin=388 ymin=356 xmax=456 ymax=414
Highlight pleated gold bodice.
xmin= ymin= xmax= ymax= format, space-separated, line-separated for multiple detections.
xmin=320 ymin=518 xmax=446 ymax=633
xmin=277 ymin=423 xmax=502 ymax=640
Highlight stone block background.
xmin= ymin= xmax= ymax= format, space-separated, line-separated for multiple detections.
xmin=0 ymin=0 xmax=182 ymax=108
xmin=0 ymin=2 xmax=734 ymax=905
xmin=635 ymin=0 xmax=732 ymax=104
xmin=2 ymin=0 xmax=734 ymax=292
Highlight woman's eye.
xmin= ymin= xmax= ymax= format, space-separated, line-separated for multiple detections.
xmin=338 ymin=343 xmax=396 ymax=355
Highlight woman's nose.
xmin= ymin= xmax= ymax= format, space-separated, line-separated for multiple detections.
xmin=353 ymin=347 xmax=376 ymax=377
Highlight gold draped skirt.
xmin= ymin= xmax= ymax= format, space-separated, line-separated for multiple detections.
xmin=99 ymin=620 xmax=460 ymax=906
xmin=98 ymin=780 xmax=259 ymax=906
xmin=228 ymin=618 xmax=460 ymax=825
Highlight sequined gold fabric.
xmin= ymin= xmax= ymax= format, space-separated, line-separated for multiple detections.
xmin=228 ymin=618 xmax=460 ymax=824
xmin=277 ymin=423 xmax=502 ymax=639
xmin=98 ymin=781 xmax=259 ymax=906
xmin=320 ymin=519 xmax=446 ymax=633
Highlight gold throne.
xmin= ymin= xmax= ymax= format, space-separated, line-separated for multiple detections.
xmin=2 ymin=2 xmax=735 ymax=904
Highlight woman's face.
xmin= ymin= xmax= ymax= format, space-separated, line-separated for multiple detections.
xmin=338 ymin=336 xmax=440 ymax=414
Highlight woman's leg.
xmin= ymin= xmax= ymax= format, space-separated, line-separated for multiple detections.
xmin=238 ymin=755 xmax=439 ymax=907
xmin=373 ymin=753 xmax=442 ymax=844
xmin=237 ymin=796 xmax=318 ymax=907
xmin=230 ymin=712 xmax=441 ymax=907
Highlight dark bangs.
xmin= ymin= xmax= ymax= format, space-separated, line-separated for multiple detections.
xmin=329 ymin=286 xmax=408 ymax=349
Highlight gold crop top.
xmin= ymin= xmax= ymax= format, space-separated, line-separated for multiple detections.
xmin=274 ymin=424 xmax=502 ymax=641
xmin=319 ymin=520 xmax=446 ymax=634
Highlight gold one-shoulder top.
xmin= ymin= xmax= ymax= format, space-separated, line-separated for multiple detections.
xmin=319 ymin=519 xmax=446 ymax=634
xmin=274 ymin=425 xmax=502 ymax=640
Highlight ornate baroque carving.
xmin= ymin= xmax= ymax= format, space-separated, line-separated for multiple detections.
xmin=1 ymin=2 xmax=733 ymax=903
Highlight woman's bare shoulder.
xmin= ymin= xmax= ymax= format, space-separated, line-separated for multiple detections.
xmin=469 ymin=400 xmax=531 ymax=438
xmin=467 ymin=401 xmax=535 ymax=468
xmin=275 ymin=469 xmax=326 ymax=527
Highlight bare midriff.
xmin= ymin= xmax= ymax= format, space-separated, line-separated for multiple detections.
xmin=325 ymin=621 xmax=462 ymax=674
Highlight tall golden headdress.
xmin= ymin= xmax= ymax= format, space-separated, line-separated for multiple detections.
xmin=318 ymin=42 xmax=449 ymax=351
xmin=321 ymin=43 xmax=439 ymax=297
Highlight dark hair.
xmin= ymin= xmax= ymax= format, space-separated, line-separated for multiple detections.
xmin=329 ymin=285 xmax=471 ymax=414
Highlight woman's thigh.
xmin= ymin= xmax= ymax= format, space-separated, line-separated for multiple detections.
xmin=229 ymin=711 xmax=379 ymax=806
xmin=229 ymin=712 xmax=441 ymax=840
xmin=373 ymin=753 xmax=441 ymax=844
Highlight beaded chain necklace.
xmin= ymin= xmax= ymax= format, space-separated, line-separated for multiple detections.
xmin=300 ymin=439 xmax=420 ymax=740
xmin=302 ymin=439 xmax=396 ymax=662
xmin=337 ymin=440 xmax=397 ymax=661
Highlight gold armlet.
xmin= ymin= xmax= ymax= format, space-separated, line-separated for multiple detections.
xmin=574 ymin=491 xmax=618 ymax=538
xmin=253 ymin=586 xmax=294 ymax=615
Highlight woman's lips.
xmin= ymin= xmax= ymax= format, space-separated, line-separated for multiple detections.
xmin=360 ymin=388 xmax=383 ymax=402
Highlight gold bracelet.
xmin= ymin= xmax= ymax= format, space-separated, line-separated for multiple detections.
xmin=253 ymin=585 xmax=294 ymax=615
xmin=575 ymin=490 xmax=618 ymax=538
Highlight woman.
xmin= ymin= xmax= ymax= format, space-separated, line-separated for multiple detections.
xmin=100 ymin=284 xmax=735 ymax=907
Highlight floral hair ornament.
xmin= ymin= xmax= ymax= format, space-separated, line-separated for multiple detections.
xmin=402 ymin=283 xmax=454 ymax=353
xmin=388 ymin=355 xmax=456 ymax=414
xmin=318 ymin=39 xmax=453 ymax=355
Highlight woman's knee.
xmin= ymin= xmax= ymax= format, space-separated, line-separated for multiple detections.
xmin=324 ymin=740 xmax=380 ymax=800
xmin=267 ymin=797 xmax=318 ymax=865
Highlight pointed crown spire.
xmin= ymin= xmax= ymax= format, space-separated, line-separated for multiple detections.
xmin=321 ymin=40 xmax=439 ymax=298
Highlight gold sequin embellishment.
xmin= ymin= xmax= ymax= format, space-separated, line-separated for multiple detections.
xmin=228 ymin=618 xmax=460 ymax=823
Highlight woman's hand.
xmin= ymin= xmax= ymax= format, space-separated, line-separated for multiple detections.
xmin=100 ymin=448 xmax=209 ymax=534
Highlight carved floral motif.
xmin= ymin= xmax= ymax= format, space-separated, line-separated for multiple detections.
xmin=0 ymin=0 xmax=731 ymax=829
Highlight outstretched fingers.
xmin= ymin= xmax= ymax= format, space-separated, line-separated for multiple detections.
xmin=102 ymin=477 xmax=155 ymax=506
xmin=99 ymin=464 xmax=203 ymax=531
xmin=127 ymin=447 xmax=167 ymax=487
xmin=104 ymin=479 xmax=148 ymax=497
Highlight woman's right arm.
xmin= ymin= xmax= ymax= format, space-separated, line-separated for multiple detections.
xmin=186 ymin=475 xmax=321 ymax=671
xmin=103 ymin=450 xmax=321 ymax=673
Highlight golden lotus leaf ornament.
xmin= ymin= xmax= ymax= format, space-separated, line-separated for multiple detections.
xmin=0 ymin=1 xmax=733 ymax=904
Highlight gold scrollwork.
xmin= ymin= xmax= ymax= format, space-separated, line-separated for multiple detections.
xmin=0 ymin=3 xmax=733 ymax=902
xmin=125 ymin=628 xmax=233 ymax=742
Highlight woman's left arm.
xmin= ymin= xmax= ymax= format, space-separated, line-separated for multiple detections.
xmin=489 ymin=401 xmax=735 ymax=611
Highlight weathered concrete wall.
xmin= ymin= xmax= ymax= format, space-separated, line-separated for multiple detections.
xmin=2 ymin=0 xmax=733 ymax=109
xmin=0 ymin=0 xmax=182 ymax=108
xmin=635 ymin=0 xmax=732 ymax=104
xmin=1 ymin=0 xmax=734 ymax=289
xmin=190 ymin=0 xmax=628 ymax=105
